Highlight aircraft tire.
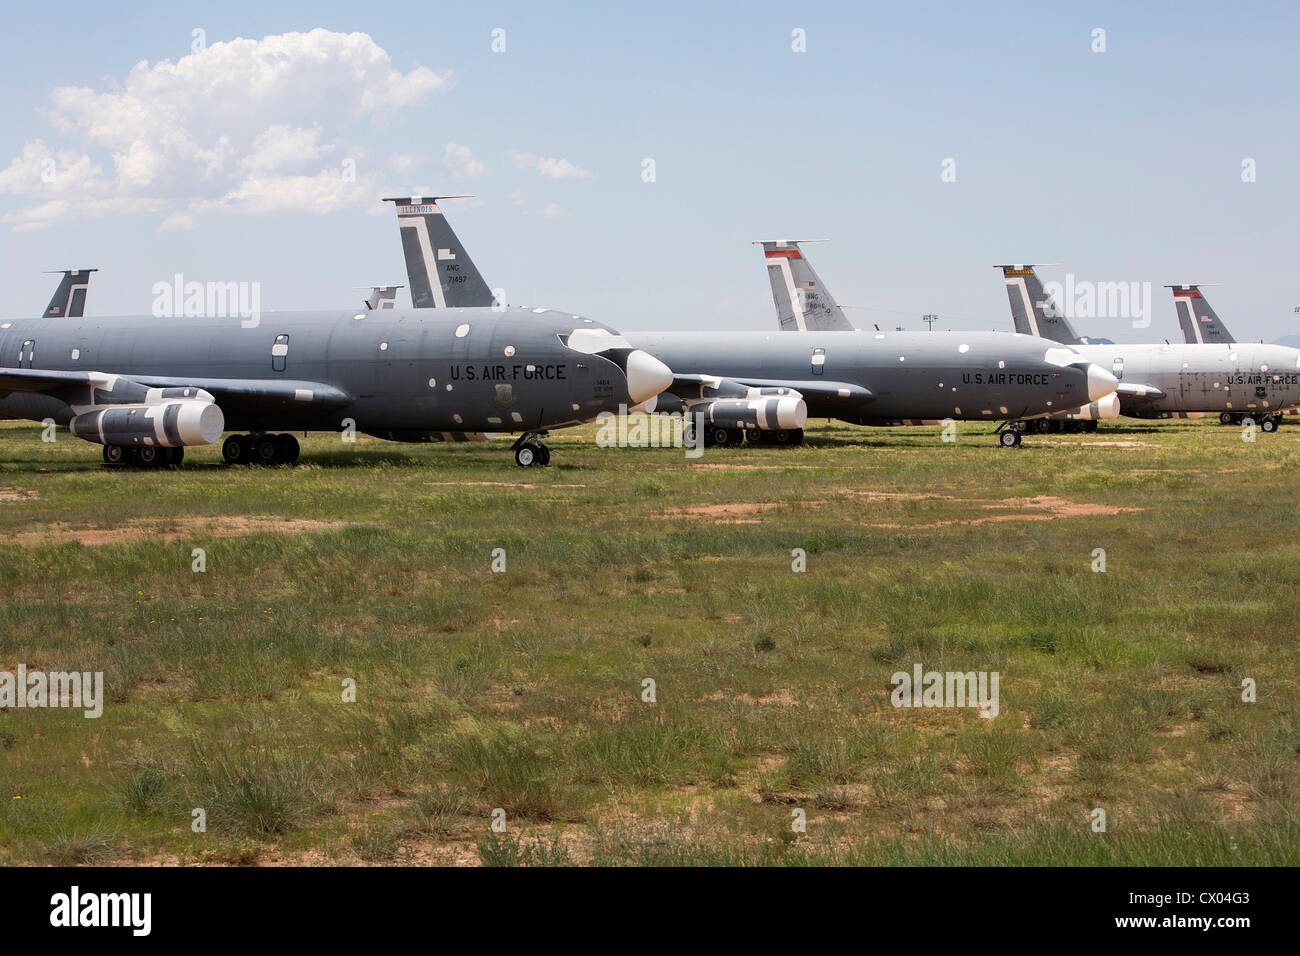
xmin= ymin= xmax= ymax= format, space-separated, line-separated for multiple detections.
xmin=102 ymin=445 xmax=127 ymax=467
xmin=133 ymin=445 xmax=161 ymax=468
xmin=1034 ymin=419 xmax=1052 ymax=434
xmin=222 ymin=435 xmax=249 ymax=465
xmin=164 ymin=446 xmax=184 ymax=468
xmin=253 ymin=435 xmax=279 ymax=465
xmin=515 ymin=442 xmax=542 ymax=467
xmin=1261 ymin=417 xmax=1277 ymax=433
xmin=1220 ymin=412 xmax=1235 ymax=425
xmin=275 ymin=434 xmax=301 ymax=465
xmin=999 ymin=430 xmax=1021 ymax=448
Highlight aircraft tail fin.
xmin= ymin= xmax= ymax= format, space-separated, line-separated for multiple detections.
xmin=754 ymin=240 xmax=854 ymax=331
xmin=43 ymin=269 xmax=96 ymax=318
xmin=361 ymin=285 xmax=402 ymax=310
xmin=996 ymin=265 xmax=1081 ymax=344
xmin=1167 ymin=285 xmax=1235 ymax=344
xmin=382 ymin=197 xmax=494 ymax=309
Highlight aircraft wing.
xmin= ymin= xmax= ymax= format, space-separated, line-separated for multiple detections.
xmin=0 ymin=367 xmax=352 ymax=408
xmin=668 ymin=373 xmax=872 ymax=407
xmin=1115 ymin=382 xmax=1166 ymax=403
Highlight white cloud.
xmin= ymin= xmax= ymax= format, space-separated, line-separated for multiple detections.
xmin=444 ymin=142 xmax=489 ymax=179
xmin=508 ymin=150 xmax=592 ymax=180
xmin=0 ymin=29 xmax=448 ymax=230
xmin=541 ymin=202 xmax=571 ymax=218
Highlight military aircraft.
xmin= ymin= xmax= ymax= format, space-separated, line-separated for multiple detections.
xmin=999 ymin=265 xmax=1300 ymax=432
xmin=43 ymin=269 xmax=96 ymax=318
xmin=0 ymin=228 xmax=672 ymax=469
xmin=756 ymin=241 xmax=1119 ymax=434
xmin=387 ymin=200 xmax=1119 ymax=448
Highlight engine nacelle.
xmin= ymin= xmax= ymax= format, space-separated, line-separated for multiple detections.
xmin=1055 ymin=393 xmax=1121 ymax=422
xmin=688 ymin=395 xmax=807 ymax=430
xmin=70 ymin=400 xmax=225 ymax=447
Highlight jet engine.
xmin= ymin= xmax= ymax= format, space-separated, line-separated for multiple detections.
xmin=69 ymin=388 xmax=225 ymax=447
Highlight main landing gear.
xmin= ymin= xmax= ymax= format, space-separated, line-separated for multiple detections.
xmin=699 ymin=426 xmax=805 ymax=448
xmin=222 ymin=433 xmax=301 ymax=466
xmin=1222 ymin=412 xmax=1282 ymax=431
xmin=746 ymin=427 xmax=804 ymax=446
xmin=512 ymin=433 xmax=550 ymax=467
xmin=102 ymin=445 xmax=185 ymax=468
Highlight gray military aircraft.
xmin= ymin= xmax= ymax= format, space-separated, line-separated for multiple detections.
xmin=0 ymin=228 xmax=672 ymax=469
xmin=757 ymin=241 xmax=1119 ymax=434
xmin=43 ymin=269 xmax=96 ymax=318
xmin=388 ymin=201 xmax=1119 ymax=448
xmin=999 ymin=265 xmax=1300 ymax=431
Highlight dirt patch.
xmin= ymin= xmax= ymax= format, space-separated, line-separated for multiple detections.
xmin=1049 ymin=440 xmax=1157 ymax=448
xmin=870 ymin=495 xmax=1140 ymax=529
xmin=12 ymin=515 xmax=345 ymax=547
xmin=0 ymin=489 xmax=36 ymax=501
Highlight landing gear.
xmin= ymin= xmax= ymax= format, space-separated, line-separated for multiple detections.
xmin=511 ymin=433 xmax=550 ymax=467
xmin=223 ymin=433 xmax=302 ymax=466
xmin=1033 ymin=419 xmax=1053 ymax=434
xmin=998 ymin=428 xmax=1022 ymax=448
xmin=703 ymin=426 xmax=744 ymax=448
xmin=1261 ymin=416 xmax=1279 ymax=433
xmin=102 ymin=444 xmax=184 ymax=469
xmin=746 ymin=428 xmax=804 ymax=446
xmin=1220 ymin=412 xmax=1236 ymax=425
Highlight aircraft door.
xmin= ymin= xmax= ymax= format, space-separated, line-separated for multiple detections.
xmin=18 ymin=339 xmax=35 ymax=369
xmin=1111 ymin=357 xmax=1124 ymax=380
xmin=272 ymin=334 xmax=289 ymax=372
xmin=811 ymin=347 xmax=826 ymax=376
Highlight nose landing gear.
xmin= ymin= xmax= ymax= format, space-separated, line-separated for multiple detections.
xmin=512 ymin=433 xmax=551 ymax=467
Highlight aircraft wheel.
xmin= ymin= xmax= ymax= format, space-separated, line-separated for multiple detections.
xmin=133 ymin=445 xmax=161 ymax=468
xmin=102 ymin=445 xmax=127 ymax=467
xmin=253 ymin=435 xmax=279 ymax=465
xmin=537 ymin=444 xmax=551 ymax=466
xmin=999 ymin=429 xmax=1022 ymax=448
xmin=1034 ymin=419 xmax=1052 ymax=433
xmin=1085 ymin=421 xmax=1099 ymax=433
xmin=787 ymin=428 xmax=804 ymax=446
xmin=222 ymin=435 xmax=249 ymax=465
xmin=275 ymin=434 xmax=301 ymax=465
xmin=1220 ymin=412 xmax=1235 ymax=425
xmin=1009 ymin=420 xmax=1027 ymax=434
xmin=707 ymin=426 xmax=739 ymax=447
xmin=747 ymin=429 xmax=769 ymax=444
xmin=515 ymin=442 xmax=543 ymax=467
xmin=164 ymin=446 xmax=184 ymax=468
xmin=1261 ymin=416 xmax=1277 ymax=433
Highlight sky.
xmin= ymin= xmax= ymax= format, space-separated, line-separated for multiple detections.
xmin=0 ymin=0 xmax=1297 ymax=342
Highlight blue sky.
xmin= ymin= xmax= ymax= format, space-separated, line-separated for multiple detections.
xmin=0 ymin=0 xmax=1297 ymax=341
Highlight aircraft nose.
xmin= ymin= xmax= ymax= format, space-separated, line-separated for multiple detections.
xmin=622 ymin=349 xmax=674 ymax=404
xmin=1085 ymin=364 xmax=1118 ymax=402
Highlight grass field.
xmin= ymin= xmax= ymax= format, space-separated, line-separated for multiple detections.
xmin=0 ymin=416 xmax=1297 ymax=866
